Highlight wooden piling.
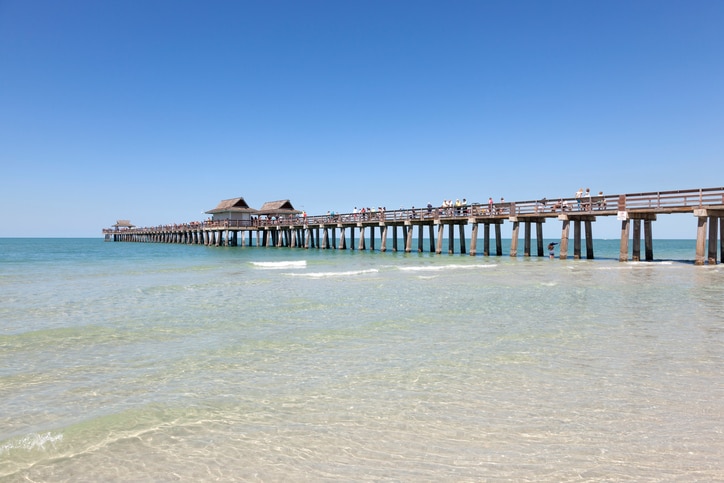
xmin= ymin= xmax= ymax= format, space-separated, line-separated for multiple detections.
xmin=448 ymin=223 xmax=454 ymax=254
xmin=405 ymin=223 xmax=413 ymax=252
xmin=436 ymin=223 xmax=444 ymax=254
xmin=536 ymin=221 xmax=544 ymax=257
xmin=510 ymin=220 xmax=519 ymax=257
xmin=619 ymin=218 xmax=630 ymax=262
xmin=632 ymin=219 xmax=641 ymax=261
xmin=470 ymin=223 xmax=478 ymax=256
xmin=559 ymin=216 xmax=570 ymax=260
xmin=483 ymin=224 xmax=490 ymax=256
xmin=708 ymin=216 xmax=718 ymax=264
xmin=458 ymin=224 xmax=466 ymax=254
xmin=695 ymin=213 xmax=706 ymax=265
xmin=495 ymin=223 xmax=502 ymax=256
xmin=585 ymin=220 xmax=594 ymax=259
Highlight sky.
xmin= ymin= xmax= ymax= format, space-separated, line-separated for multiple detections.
xmin=1 ymin=0 xmax=722 ymax=238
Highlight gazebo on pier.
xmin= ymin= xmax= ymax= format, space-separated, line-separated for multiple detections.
xmin=205 ymin=197 xmax=258 ymax=226
xmin=257 ymin=200 xmax=301 ymax=223
xmin=112 ymin=220 xmax=135 ymax=230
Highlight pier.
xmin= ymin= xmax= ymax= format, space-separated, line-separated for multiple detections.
xmin=103 ymin=187 xmax=724 ymax=265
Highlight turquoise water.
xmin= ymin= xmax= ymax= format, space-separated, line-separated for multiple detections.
xmin=1 ymin=238 xmax=722 ymax=481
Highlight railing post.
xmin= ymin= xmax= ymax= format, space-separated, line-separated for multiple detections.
xmin=617 ymin=194 xmax=626 ymax=211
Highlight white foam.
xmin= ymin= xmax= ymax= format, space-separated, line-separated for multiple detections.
xmin=0 ymin=432 xmax=63 ymax=455
xmin=289 ymin=268 xmax=379 ymax=278
xmin=399 ymin=264 xmax=496 ymax=272
xmin=250 ymin=260 xmax=307 ymax=269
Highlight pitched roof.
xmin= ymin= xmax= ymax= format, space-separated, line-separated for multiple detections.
xmin=205 ymin=197 xmax=258 ymax=214
xmin=257 ymin=199 xmax=301 ymax=215
xmin=113 ymin=220 xmax=135 ymax=228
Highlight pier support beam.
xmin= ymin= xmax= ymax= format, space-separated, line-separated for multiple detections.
xmin=380 ymin=225 xmax=387 ymax=252
xmin=708 ymin=216 xmax=718 ymax=264
xmin=436 ymin=223 xmax=444 ymax=254
xmin=567 ymin=216 xmax=595 ymax=259
xmin=573 ymin=219 xmax=582 ymax=259
xmin=585 ymin=220 xmax=594 ymax=259
xmin=632 ymin=219 xmax=641 ymax=261
xmin=459 ymin=224 xmax=466 ymax=254
xmin=620 ymin=218 xmax=630 ymax=262
xmin=536 ymin=221 xmax=544 ymax=257
xmin=695 ymin=213 xmax=707 ymax=265
xmin=470 ymin=223 xmax=478 ymax=256
xmin=483 ymin=224 xmax=490 ymax=256
xmin=559 ymin=216 xmax=570 ymax=260
xmin=448 ymin=223 xmax=455 ymax=254
xmin=510 ymin=220 xmax=519 ymax=257
xmin=644 ymin=221 xmax=653 ymax=261
xmin=322 ymin=227 xmax=329 ymax=249
xmin=627 ymin=214 xmax=656 ymax=262
xmin=495 ymin=224 xmax=503 ymax=256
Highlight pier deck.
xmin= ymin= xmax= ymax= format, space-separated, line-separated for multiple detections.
xmin=103 ymin=187 xmax=724 ymax=265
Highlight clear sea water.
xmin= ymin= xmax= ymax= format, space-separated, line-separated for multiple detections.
xmin=1 ymin=238 xmax=722 ymax=482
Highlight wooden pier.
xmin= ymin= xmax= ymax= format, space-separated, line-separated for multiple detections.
xmin=103 ymin=187 xmax=724 ymax=265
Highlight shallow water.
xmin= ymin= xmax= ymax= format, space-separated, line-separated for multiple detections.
xmin=1 ymin=239 xmax=722 ymax=481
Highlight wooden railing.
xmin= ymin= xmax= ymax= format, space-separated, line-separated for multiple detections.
xmin=104 ymin=187 xmax=724 ymax=234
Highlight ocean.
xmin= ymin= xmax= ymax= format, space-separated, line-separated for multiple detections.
xmin=1 ymin=238 xmax=722 ymax=481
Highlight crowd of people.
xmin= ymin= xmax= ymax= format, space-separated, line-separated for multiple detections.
xmin=113 ymin=190 xmax=612 ymax=234
xmin=537 ymin=188 xmax=608 ymax=214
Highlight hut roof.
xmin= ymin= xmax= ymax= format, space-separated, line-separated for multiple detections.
xmin=113 ymin=220 xmax=135 ymax=228
xmin=205 ymin=197 xmax=258 ymax=215
xmin=257 ymin=199 xmax=301 ymax=216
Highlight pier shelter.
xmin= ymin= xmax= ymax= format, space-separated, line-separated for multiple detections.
xmin=256 ymin=200 xmax=302 ymax=248
xmin=112 ymin=220 xmax=135 ymax=230
xmin=205 ymin=197 xmax=257 ymax=224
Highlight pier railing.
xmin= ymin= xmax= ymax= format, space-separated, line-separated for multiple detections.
xmin=103 ymin=187 xmax=724 ymax=235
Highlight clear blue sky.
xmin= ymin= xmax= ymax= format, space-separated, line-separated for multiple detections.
xmin=1 ymin=0 xmax=722 ymax=238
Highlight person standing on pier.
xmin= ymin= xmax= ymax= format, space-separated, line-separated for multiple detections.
xmin=575 ymin=188 xmax=583 ymax=210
